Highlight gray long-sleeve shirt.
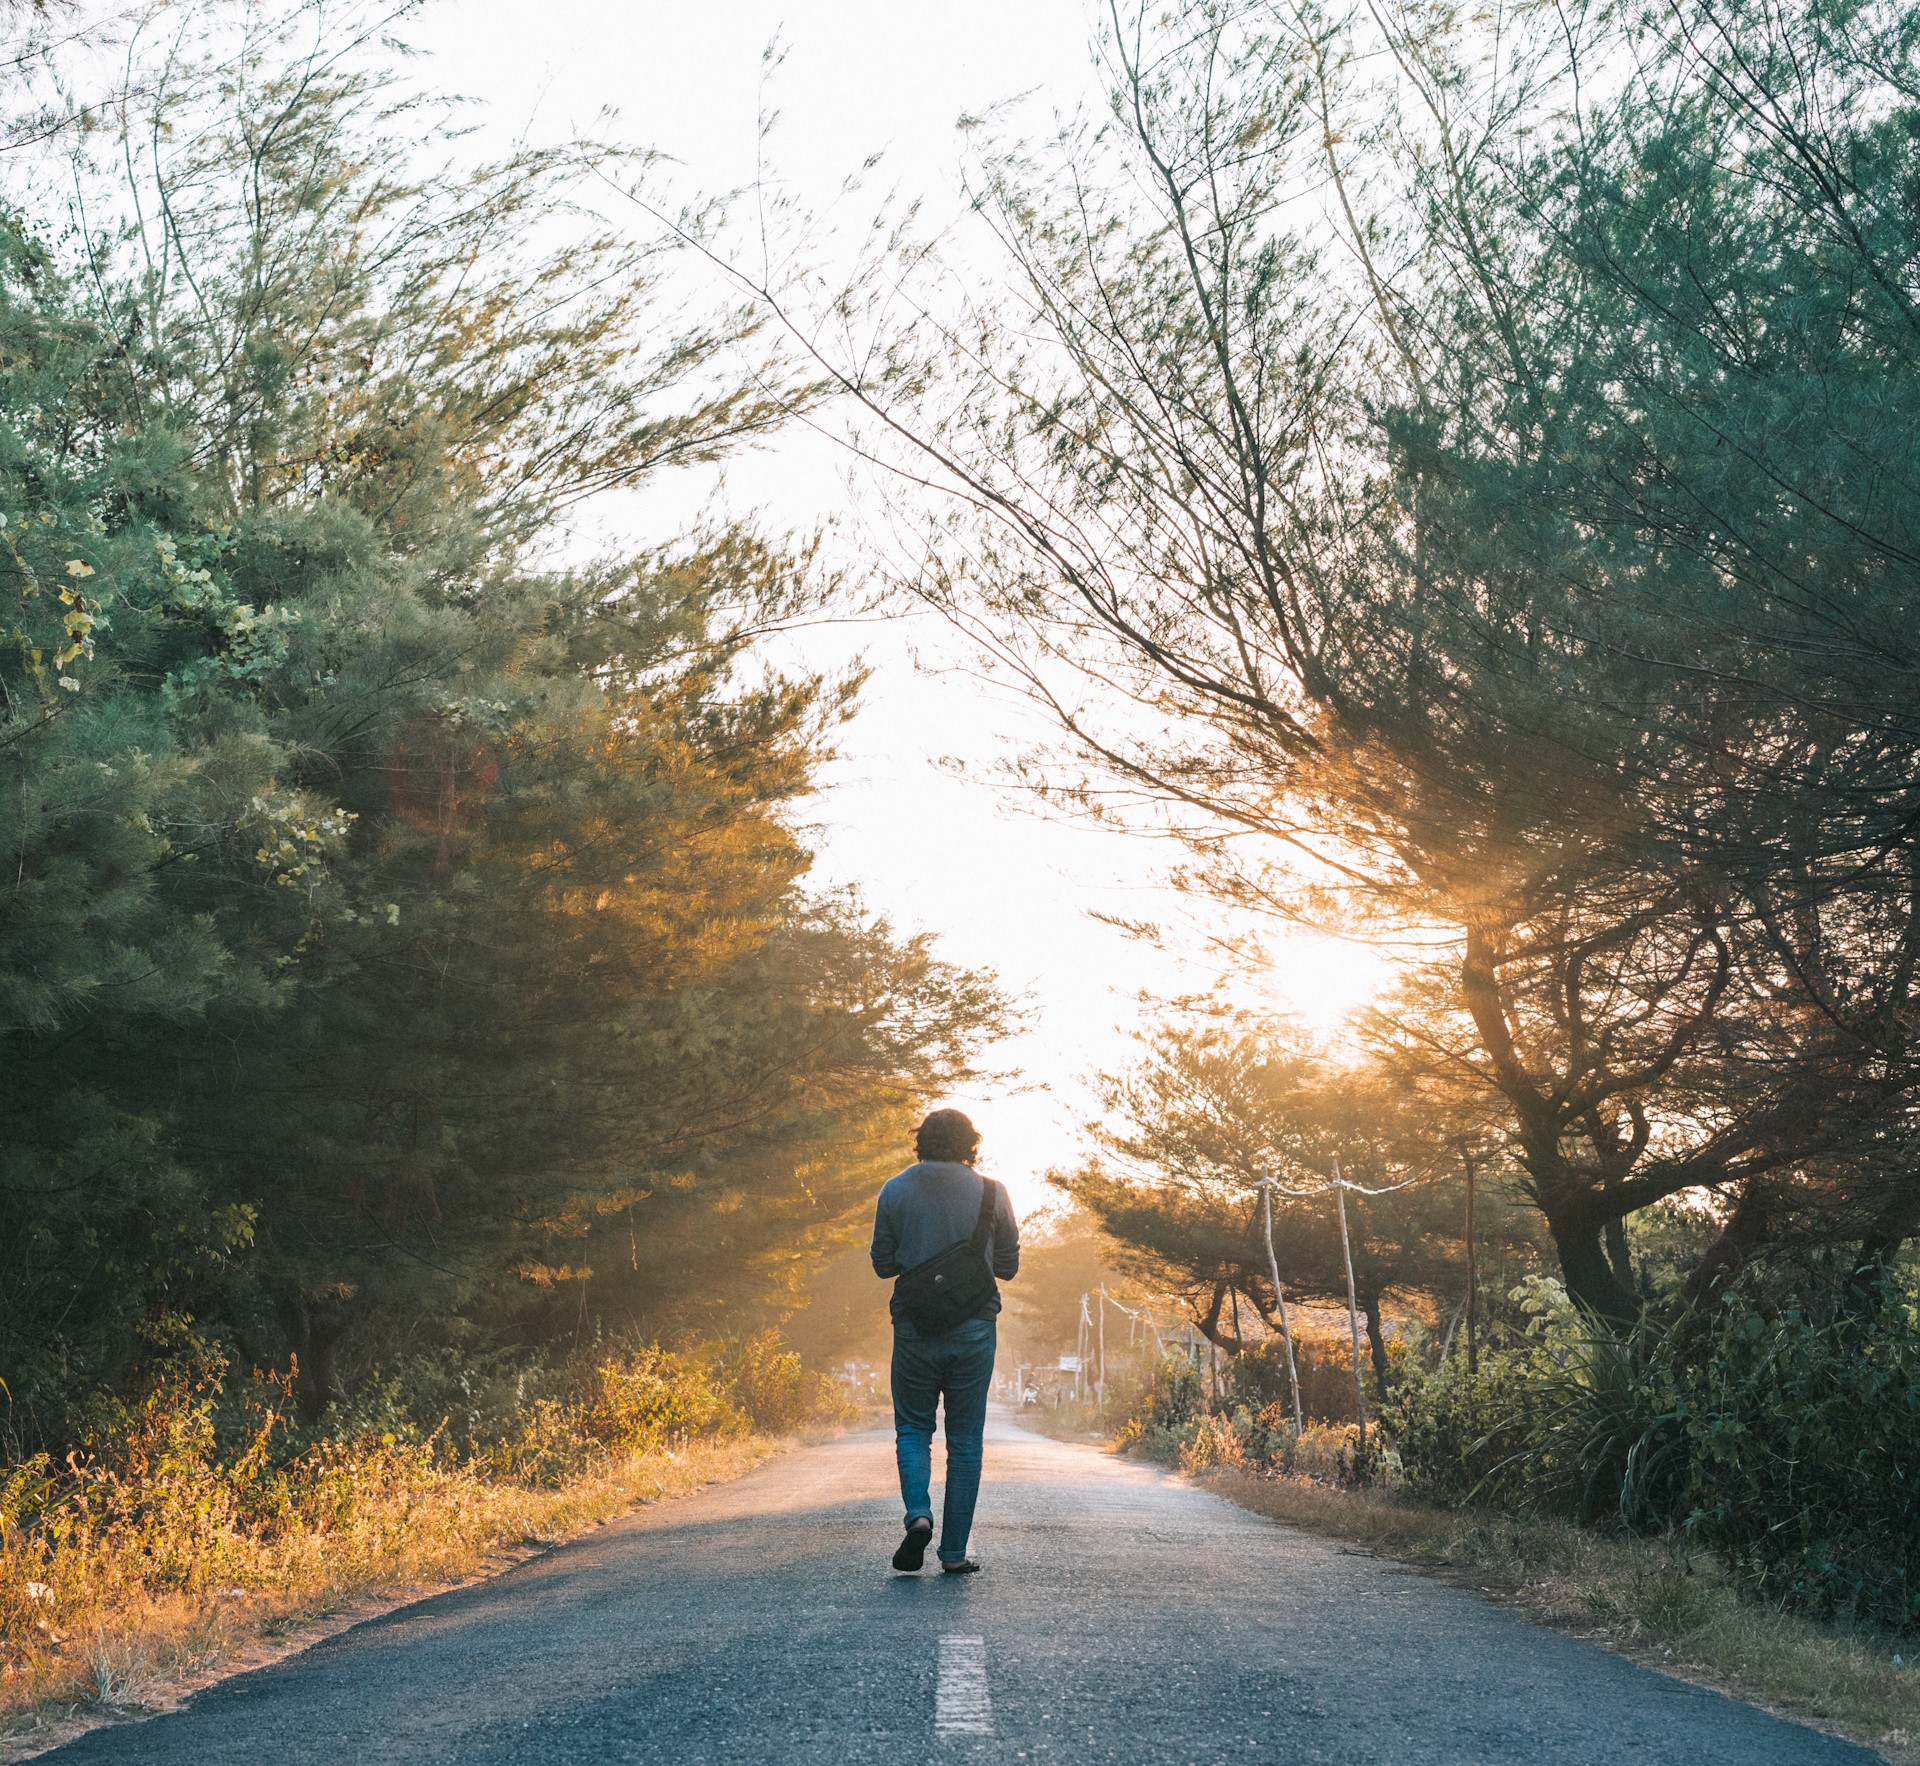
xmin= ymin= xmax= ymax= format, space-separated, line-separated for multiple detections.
xmin=869 ymin=1161 xmax=1021 ymax=1322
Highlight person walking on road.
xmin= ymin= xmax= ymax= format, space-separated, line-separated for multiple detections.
xmin=869 ymin=1108 xmax=1020 ymax=1575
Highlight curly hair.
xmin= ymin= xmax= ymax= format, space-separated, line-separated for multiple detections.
xmin=915 ymin=1107 xmax=981 ymax=1165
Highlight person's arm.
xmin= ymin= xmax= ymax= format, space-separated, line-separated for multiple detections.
xmin=989 ymin=1180 xmax=1020 ymax=1280
xmin=870 ymin=1186 xmax=902 ymax=1278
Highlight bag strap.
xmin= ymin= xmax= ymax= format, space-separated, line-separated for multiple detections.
xmin=968 ymin=1175 xmax=998 ymax=1254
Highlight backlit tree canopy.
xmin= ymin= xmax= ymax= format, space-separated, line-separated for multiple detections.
xmin=822 ymin=0 xmax=1920 ymax=1321
xmin=0 ymin=3 xmax=1004 ymax=1446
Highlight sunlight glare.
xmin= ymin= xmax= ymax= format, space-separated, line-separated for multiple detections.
xmin=1262 ymin=931 xmax=1392 ymax=1035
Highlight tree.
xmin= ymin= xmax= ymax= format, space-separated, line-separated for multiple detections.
xmin=788 ymin=0 xmax=1920 ymax=1319
xmin=1062 ymin=1013 xmax=1538 ymax=1394
xmin=0 ymin=2 xmax=1005 ymax=1447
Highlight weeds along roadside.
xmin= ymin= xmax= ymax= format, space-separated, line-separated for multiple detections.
xmin=0 ymin=1333 xmax=850 ymax=1737
xmin=1202 ymin=1475 xmax=1920 ymax=1764
xmin=1033 ymin=1282 xmax=1920 ymax=1762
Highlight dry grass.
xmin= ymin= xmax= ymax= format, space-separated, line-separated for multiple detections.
xmin=1195 ymin=1468 xmax=1919 ymax=1763
xmin=0 ymin=1431 xmax=776 ymax=1759
xmin=0 ymin=1340 xmax=846 ymax=1757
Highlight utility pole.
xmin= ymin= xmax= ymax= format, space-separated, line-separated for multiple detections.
xmin=1333 ymin=1157 xmax=1370 ymax=1471
xmin=1097 ymin=1284 xmax=1107 ymax=1410
xmin=1258 ymin=1182 xmax=1304 ymax=1436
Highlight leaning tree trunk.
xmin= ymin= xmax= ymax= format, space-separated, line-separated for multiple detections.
xmin=1360 ymin=1293 xmax=1390 ymax=1402
xmin=1194 ymin=1279 xmax=1250 ymax=1354
xmin=1845 ymin=1185 xmax=1920 ymax=1316
xmin=1678 ymin=1178 xmax=1772 ymax=1317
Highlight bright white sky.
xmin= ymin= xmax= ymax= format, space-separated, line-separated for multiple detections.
xmin=411 ymin=1 xmax=1389 ymax=1214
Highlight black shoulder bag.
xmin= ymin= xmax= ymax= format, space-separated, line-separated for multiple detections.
xmin=894 ymin=1176 xmax=1002 ymax=1335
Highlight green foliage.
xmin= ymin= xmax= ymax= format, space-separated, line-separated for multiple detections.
xmin=1391 ymin=1280 xmax=1689 ymax=1523
xmin=1686 ymin=1294 xmax=1920 ymax=1631
xmin=709 ymin=1332 xmax=842 ymax=1435
xmin=1391 ymin=1282 xmax=1920 ymax=1631
xmin=1152 ymin=1360 xmax=1205 ymax=1431
xmin=0 ymin=6 xmax=1003 ymax=1456
xmin=1227 ymin=1332 xmax=1389 ymax=1425
xmin=1063 ymin=1012 xmax=1541 ymax=1362
xmin=902 ymin=0 xmax=1920 ymax=1325
xmin=1483 ymin=1291 xmax=1694 ymax=1531
xmin=1156 ymin=1401 xmax=1383 ymax=1487
xmin=1391 ymin=1352 xmax=1546 ymax=1505
xmin=0 ymin=1326 xmax=837 ymax=1669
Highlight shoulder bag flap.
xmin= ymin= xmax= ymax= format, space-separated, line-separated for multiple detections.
xmin=893 ymin=1176 xmax=1001 ymax=1335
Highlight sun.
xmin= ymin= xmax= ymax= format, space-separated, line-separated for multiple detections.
xmin=1263 ymin=930 xmax=1392 ymax=1035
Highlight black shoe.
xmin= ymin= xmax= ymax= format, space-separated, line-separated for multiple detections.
xmin=940 ymin=1558 xmax=981 ymax=1575
xmin=892 ymin=1518 xmax=933 ymax=1571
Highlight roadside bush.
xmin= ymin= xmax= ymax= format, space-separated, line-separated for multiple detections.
xmin=1392 ymin=1350 xmax=1540 ymax=1502
xmin=1685 ymin=1292 xmax=1920 ymax=1630
xmin=711 ymin=1332 xmax=851 ymax=1434
xmin=1474 ymin=1318 xmax=1688 ymax=1528
xmin=1178 ymin=1411 xmax=1251 ymax=1473
xmin=1389 ymin=1277 xmax=1920 ymax=1631
xmin=1393 ymin=1277 xmax=1687 ymax=1525
xmin=1 ymin=1331 xmax=840 ymax=1660
xmin=1162 ymin=1399 xmax=1386 ymax=1487
xmin=1228 ymin=1336 xmax=1377 ymax=1424
xmin=1152 ymin=1360 xmax=1206 ymax=1430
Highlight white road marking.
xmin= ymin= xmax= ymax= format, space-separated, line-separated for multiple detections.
xmin=935 ymin=1633 xmax=993 ymax=1736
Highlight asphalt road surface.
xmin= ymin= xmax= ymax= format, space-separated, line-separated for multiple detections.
xmin=46 ymin=1411 xmax=1872 ymax=1764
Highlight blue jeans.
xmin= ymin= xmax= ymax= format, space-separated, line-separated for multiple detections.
xmin=891 ymin=1314 xmax=996 ymax=1564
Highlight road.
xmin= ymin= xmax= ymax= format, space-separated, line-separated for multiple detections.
xmin=45 ymin=1411 xmax=1870 ymax=1764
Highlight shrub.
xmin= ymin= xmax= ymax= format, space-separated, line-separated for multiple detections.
xmin=1685 ymin=1292 xmax=1920 ymax=1630
xmin=711 ymin=1332 xmax=849 ymax=1434
xmin=1392 ymin=1350 xmax=1541 ymax=1503
xmin=1393 ymin=1277 xmax=1687 ymax=1526
xmin=1391 ymin=1277 xmax=1920 ymax=1632
xmin=1152 ymin=1360 xmax=1206 ymax=1430
xmin=1 ymin=1331 xmax=842 ymax=1652
xmin=1178 ymin=1411 xmax=1250 ymax=1473
xmin=1227 ymin=1336 xmax=1376 ymax=1424
xmin=1488 ymin=1313 xmax=1690 ymax=1528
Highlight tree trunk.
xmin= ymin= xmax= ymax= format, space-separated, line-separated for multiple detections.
xmin=1548 ymin=1212 xmax=1639 ymax=1324
xmin=1604 ymin=1214 xmax=1633 ymax=1292
xmin=276 ymin=1292 xmax=343 ymax=1426
xmin=1845 ymin=1185 xmax=1920 ymax=1316
xmin=1678 ymin=1178 xmax=1772 ymax=1316
xmin=1360 ymin=1293 xmax=1390 ymax=1401
xmin=1194 ymin=1280 xmax=1249 ymax=1354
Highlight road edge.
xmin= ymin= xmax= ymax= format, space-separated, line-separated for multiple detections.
xmin=0 ymin=1430 xmax=817 ymax=1765
xmin=1182 ymin=1462 xmax=1909 ymax=1765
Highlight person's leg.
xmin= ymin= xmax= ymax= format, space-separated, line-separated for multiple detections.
xmin=890 ymin=1322 xmax=939 ymax=1526
xmin=934 ymin=1316 xmax=997 ymax=1564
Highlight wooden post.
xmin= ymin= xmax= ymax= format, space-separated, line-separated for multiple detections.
xmin=1260 ymin=1183 xmax=1304 ymax=1437
xmin=1464 ymin=1147 xmax=1479 ymax=1381
xmin=1333 ymin=1159 xmax=1370 ymax=1471
xmin=1097 ymin=1285 xmax=1107 ymax=1410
